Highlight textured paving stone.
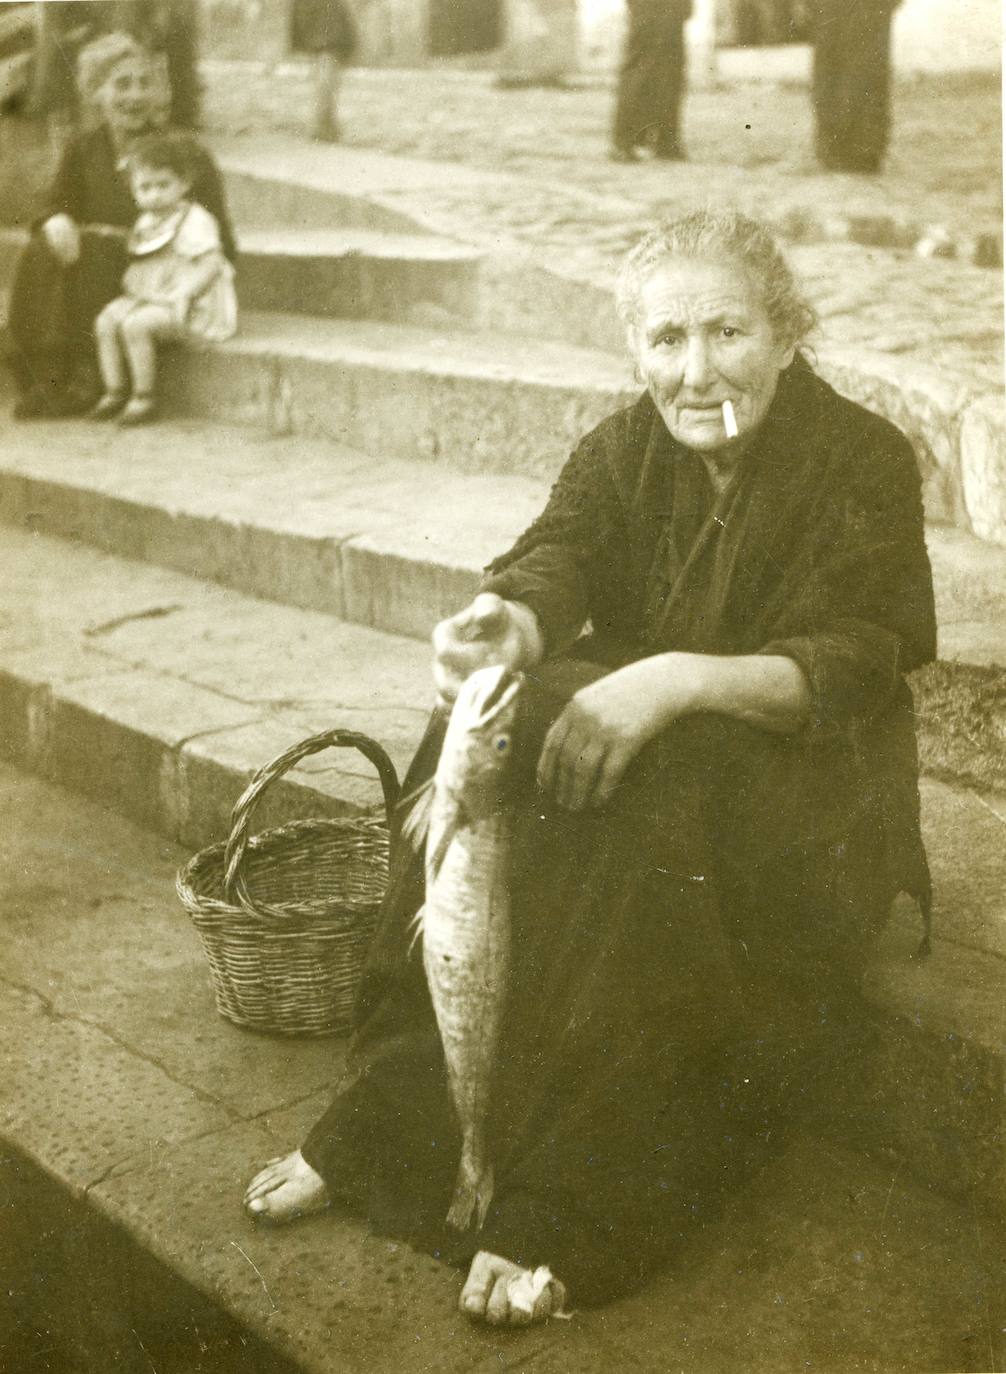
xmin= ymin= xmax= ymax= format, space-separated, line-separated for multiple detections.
xmin=202 ymin=67 xmax=1001 ymax=252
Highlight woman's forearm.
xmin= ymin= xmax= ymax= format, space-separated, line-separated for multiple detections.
xmin=667 ymin=651 xmax=812 ymax=735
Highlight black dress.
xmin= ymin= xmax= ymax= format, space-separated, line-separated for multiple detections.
xmin=6 ymin=123 xmax=235 ymax=402
xmin=302 ymin=360 xmax=936 ymax=1305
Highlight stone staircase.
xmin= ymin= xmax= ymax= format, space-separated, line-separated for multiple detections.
xmin=0 ymin=145 xmax=1003 ymax=1372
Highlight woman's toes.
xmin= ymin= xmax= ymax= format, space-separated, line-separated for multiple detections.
xmin=242 ymin=1151 xmax=330 ymax=1223
xmin=535 ymin=1276 xmax=566 ymax=1322
xmin=244 ymin=1167 xmax=284 ymax=1202
xmin=459 ymin=1251 xmax=496 ymax=1317
xmin=461 ymin=1252 xmax=565 ymax=1326
xmin=485 ymin=1273 xmax=513 ymax=1325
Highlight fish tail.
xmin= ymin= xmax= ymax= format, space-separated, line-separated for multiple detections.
xmin=447 ymin=1159 xmax=494 ymax=1233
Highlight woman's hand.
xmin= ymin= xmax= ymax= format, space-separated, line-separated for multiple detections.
xmin=42 ymin=214 xmax=81 ymax=266
xmin=538 ymin=655 xmax=698 ymax=811
xmin=432 ymin=593 xmax=544 ymax=710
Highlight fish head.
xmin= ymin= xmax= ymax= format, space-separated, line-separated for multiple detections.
xmin=438 ymin=664 xmax=523 ymax=821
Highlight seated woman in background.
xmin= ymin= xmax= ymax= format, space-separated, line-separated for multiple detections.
xmin=6 ymin=32 xmax=234 ymax=420
xmin=245 ymin=211 xmax=936 ymax=1324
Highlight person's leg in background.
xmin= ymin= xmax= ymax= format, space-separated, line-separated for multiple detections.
xmin=312 ymin=50 xmax=342 ymax=141
xmin=812 ymin=0 xmax=897 ymax=173
xmin=613 ymin=0 xmax=689 ymax=161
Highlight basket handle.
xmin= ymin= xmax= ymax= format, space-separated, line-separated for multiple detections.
xmin=222 ymin=728 xmax=401 ymax=913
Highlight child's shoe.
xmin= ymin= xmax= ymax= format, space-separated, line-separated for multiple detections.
xmin=118 ymin=395 xmax=157 ymax=426
xmin=91 ymin=392 xmax=127 ymax=420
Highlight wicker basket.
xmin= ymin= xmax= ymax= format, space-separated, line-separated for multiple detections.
xmin=176 ymin=728 xmax=400 ymax=1037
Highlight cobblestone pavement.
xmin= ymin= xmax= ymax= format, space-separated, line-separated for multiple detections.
xmin=202 ymin=64 xmax=1002 ymax=255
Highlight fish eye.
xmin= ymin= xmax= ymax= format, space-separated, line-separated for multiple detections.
xmin=495 ymin=735 xmax=510 ymax=753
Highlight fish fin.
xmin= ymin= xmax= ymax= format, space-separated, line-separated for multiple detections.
xmin=425 ymin=794 xmax=470 ymax=882
xmin=447 ymin=1160 xmax=494 ymax=1233
xmin=401 ymin=778 xmax=465 ymax=879
xmin=399 ymin=778 xmax=435 ymax=854
xmin=407 ymin=903 xmax=426 ymax=958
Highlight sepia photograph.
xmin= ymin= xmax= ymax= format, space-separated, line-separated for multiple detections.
xmin=0 ymin=0 xmax=1002 ymax=1369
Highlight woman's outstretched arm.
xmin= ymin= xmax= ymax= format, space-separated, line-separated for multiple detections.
xmin=537 ymin=650 xmax=812 ymax=812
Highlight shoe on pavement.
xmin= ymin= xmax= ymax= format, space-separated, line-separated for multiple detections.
xmin=91 ymin=392 xmax=128 ymax=420
xmin=118 ymin=395 xmax=158 ymax=426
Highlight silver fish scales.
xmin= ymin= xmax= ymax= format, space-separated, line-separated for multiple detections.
xmin=415 ymin=664 xmax=522 ymax=1232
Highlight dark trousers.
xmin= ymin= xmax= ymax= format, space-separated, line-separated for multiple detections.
xmin=612 ymin=0 xmax=688 ymax=155
xmin=811 ymin=0 xmax=897 ymax=172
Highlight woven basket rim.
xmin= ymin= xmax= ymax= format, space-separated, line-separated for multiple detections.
xmin=176 ymin=813 xmax=389 ymax=925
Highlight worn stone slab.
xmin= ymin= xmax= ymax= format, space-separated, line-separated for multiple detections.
xmin=0 ymin=766 xmax=341 ymax=1121
xmin=0 ymin=981 xmax=231 ymax=1196
xmin=0 ymin=525 xmax=431 ymax=848
xmin=2 ymin=410 xmax=1003 ymax=669
xmin=237 ymin=226 xmax=482 ymax=327
xmin=0 ymin=415 xmax=542 ymax=637
xmin=159 ymin=311 xmax=632 ymax=483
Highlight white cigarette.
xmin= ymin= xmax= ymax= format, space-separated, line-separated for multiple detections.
xmin=722 ymin=399 xmax=738 ymax=438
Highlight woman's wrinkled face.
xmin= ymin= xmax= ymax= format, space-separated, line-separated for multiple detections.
xmin=97 ymin=54 xmax=160 ymax=133
xmin=630 ymin=256 xmax=795 ymax=453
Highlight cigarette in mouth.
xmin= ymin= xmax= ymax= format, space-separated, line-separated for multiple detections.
xmin=722 ymin=399 xmax=738 ymax=438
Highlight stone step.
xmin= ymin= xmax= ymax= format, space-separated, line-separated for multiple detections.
xmin=0 ymin=524 xmax=1002 ymax=1217
xmin=0 ymin=415 xmax=543 ymax=640
xmin=0 ymin=763 xmax=1001 ymax=1373
xmin=0 ymin=224 xmax=484 ymax=333
xmin=160 ymin=310 xmax=632 ymax=479
xmin=0 ymin=524 xmax=432 ymax=853
xmin=0 ymin=407 xmax=1002 ymax=792
xmin=236 ymin=226 xmax=483 ymax=327
xmin=1 ymin=409 xmax=1003 ymax=661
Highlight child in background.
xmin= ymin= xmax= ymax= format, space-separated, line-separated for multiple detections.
xmin=92 ymin=132 xmax=236 ymax=426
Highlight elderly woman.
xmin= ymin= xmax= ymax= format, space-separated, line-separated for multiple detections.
xmin=7 ymin=32 xmax=234 ymax=419
xmin=245 ymin=212 xmax=936 ymax=1322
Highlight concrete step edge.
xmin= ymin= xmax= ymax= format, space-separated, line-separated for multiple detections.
xmin=1 ymin=423 xmax=1004 ymax=657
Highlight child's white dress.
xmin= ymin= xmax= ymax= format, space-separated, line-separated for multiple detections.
xmin=124 ymin=201 xmax=237 ymax=343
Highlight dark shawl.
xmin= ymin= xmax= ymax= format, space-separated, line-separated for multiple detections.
xmin=484 ymin=356 xmax=936 ymax=920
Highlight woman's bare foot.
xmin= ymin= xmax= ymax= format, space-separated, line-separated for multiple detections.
xmin=243 ymin=1150 xmax=331 ymax=1224
xmin=459 ymin=1251 xmax=567 ymax=1326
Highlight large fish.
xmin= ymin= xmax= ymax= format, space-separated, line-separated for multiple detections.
xmin=412 ymin=663 xmax=523 ymax=1232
